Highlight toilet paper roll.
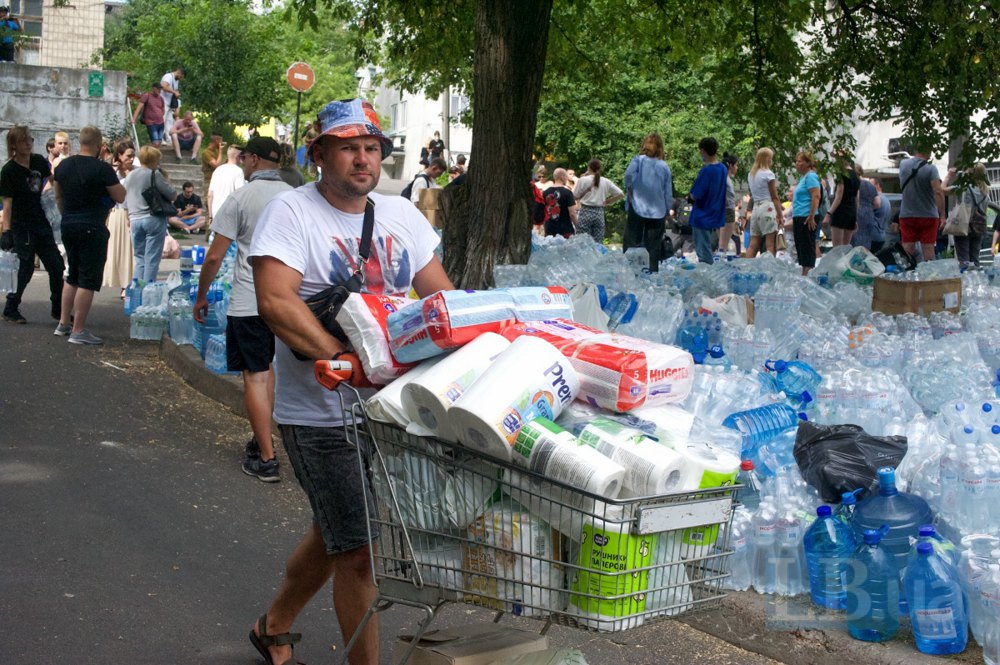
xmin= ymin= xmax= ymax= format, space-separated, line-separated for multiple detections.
xmin=401 ymin=332 xmax=511 ymax=442
xmin=578 ymin=417 xmax=689 ymax=496
xmin=676 ymin=442 xmax=740 ymax=560
xmin=366 ymin=357 xmax=443 ymax=427
xmin=511 ymin=418 xmax=625 ymax=500
xmin=449 ymin=336 xmax=580 ymax=462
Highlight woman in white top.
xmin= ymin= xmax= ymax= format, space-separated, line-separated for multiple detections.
xmin=573 ymin=158 xmax=624 ymax=244
xmin=745 ymin=147 xmax=785 ymax=257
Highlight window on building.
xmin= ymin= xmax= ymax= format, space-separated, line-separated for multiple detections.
xmin=10 ymin=0 xmax=43 ymax=37
xmin=390 ymin=101 xmax=407 ymax=134
xmin=450 ymin=94 xmax=470 ymax=121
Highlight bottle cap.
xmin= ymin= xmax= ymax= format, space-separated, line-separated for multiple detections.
xmin=919 ymin=525 xmax=936 ymax=537
xmin=956 ymin=401 xmax=967 ymax=412
xmin=816 ymin=505 xmax=832 ymax=517
xmin=964 ymin=425 xmax=975 ymax=435
xmin=984 ymin=403 xmax=994 ymax=414
xmin=841 ymin=489 xmax=861 ymax=505
xmin=740 ymin=460 xmax=754 ymax=471
xmin=993 ymin=425 xmax=1000 ymax=436
xmin=863 ymin=529 xmax=883 ymax=545
xmin=709 ymin=345 xmax=724 ymax=358
xmin=773 ymin=360 xmax=788 ymax=372
xmin=917 ymin=542 xmax=933 ymax=555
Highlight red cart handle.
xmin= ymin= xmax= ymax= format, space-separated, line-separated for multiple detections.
xmin=314 ymin=353 xmax=373 ymax=390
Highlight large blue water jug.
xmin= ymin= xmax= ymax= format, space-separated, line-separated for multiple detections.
xmin=766 ymin=360 xmax=821 ymax=403
xmin=722 ymin=403 xmax=801 ymax=455
xmin=852 ymin=467 xmax=932 ymax=571
xmin=803 ymin=505 xmax=856 ymax=609
xmin=903 ymin=542 xmax=968 ymax=655
xmin=846 ymin=528 xmax=900 ymax=642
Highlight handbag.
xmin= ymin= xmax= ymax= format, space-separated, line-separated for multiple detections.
xmin=291 ymin=197 xmax=376 ymax=361
xmin=944 ymin=201 xmax=970 ymax=236
xmin=141 ymin=170 xmax=177 ymax=216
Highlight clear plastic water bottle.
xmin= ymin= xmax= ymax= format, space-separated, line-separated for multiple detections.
xmin=703 ymin=345 xmax=732 ymax=371
xmin=846 ymin=528 xmax=900 ymax=642
xmin=723 ymin=506 xmax=753 ymax=591
xmin=978 ymin=562 xmax=1000 ymax=665
xmin=675 ymin=314 xmax=709 ymax=363
xmin=803 ymin=505 xmax=856 ymax=609
xmin=124 ymin=278 xmax=144 ymax=315
xmin=199 ymin=298 xmax=226 ymax=360
xmin=959 ymin=535 xmax=999 ymax=645
xmin=775 ymin=504 xmax=807 ymax=596
xmin=722 ymin=403 xmax=801 ymax=455
xmin=959 ymin=455 xmax=989 ymax=534
xmin=751 ymin=501 xmax=779 ymax=594
xmin=903 ymin=542 xmax=969 ymax=655
xmin=0 ymin=251 xmax=18 ymax=294
xmin=992 ymin=369 xmax=1000 ymax=399
xmin=737 ymin=460 xmax=762 ymax=513
xmin=939 ymin=444 xmax=961 ymax=522
xmin=852 ymin=467 xmax=933 ymax=571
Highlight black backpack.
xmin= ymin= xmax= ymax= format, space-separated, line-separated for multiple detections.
xmin=401 ymin=173 xmax=431 ymax=200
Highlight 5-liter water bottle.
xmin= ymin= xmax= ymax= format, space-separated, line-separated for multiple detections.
xmin=846 ymin=528 xmax=900 ymax=642
xmin=979 ymin=562 xmax=1000 ymax=665
xmin=703 ymin=345 xmax=732 ymax=371
xmin=913 ymin=525 xmax=959 ymax=569
xmin=124 ymin=278 xmax=144 ymax=315
xmin=751 ymin=500 xmax=779 ymax=594
xmin=737 ymin=460 xmax=762 ymax=512
xmin=803 ymin=505 xmax=856 ymax=609
xmin=852 ymin=467 xmax=932 ymax=571
xmin=904 ymin=542 xmax=969 ymax=655
xmin=766 ymin=360 xmax=822 ymax=404
xmin=722 ymin=403 xmax=801 ymax=456
xmin=723 ymin=506 xmax=753 ymax=591
xmin=959 ymin=535 xmax=1000 ymax=645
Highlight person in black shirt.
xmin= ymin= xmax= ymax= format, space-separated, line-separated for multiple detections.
xmin=52 ymin=125 xmax=125 ymax=345
xmin=169 ymin=181 xmax=206 ymax=233
xmin=428 ymin=131 xmax=445 ymax=162
xmin=0 ymin=125 xmax=65 ymax=324
xmin=543 ymin=167 xmax=577 ymax=238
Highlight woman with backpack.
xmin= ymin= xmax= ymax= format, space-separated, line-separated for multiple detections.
xmin=946 ymin=162 xmax=992 ymax=268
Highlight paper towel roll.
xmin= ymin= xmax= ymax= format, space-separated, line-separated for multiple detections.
xmin=366 ymin=357 xmax=442 ymax=427
xmin=578 ymin=417 xmax=689 ymax=496
xmin=449 ymin=336 xmax=580 ymax=462
xmin=676 ymin=442 xmax=740 ymax=559
xmin=401 ymin=332 xmax=511 ymax=442
xmin=646 ymin=532 xmax=694 ymax=617
xmin=511 ymin=418 xmax=624 ymax=500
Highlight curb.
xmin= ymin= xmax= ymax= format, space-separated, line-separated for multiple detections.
xmin=677 ymin=591 xmax=983 ymax=665
xmin=157 ymin=335 xmax=985 ymax=665
xmin=159 ymin=334 xmax=246 ymax=417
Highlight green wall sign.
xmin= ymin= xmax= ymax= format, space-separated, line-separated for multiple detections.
xmin=87 ymin=71 xmax=104 ymax=98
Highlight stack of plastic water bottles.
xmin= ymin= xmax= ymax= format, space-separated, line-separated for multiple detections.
xmin=0 ymin=251 xmax=19 ymax=294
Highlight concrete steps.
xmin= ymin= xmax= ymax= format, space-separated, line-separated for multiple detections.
xmin=159 ymin=157 xmax=205 ymax=197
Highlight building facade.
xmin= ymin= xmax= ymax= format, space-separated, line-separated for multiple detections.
xmin=8 ymin=0 xmax=122 ymax=69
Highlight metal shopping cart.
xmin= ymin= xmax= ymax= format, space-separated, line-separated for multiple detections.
xmin=316 ymin=361 xmax=738 ymax=665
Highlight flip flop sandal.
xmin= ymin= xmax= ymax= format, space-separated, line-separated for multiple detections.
xmin=249 ymin=613 xmax=304 ymax=665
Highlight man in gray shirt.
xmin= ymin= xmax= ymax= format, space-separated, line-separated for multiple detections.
xmin=897 ymin=144 xmax=946 ymax=261
xmin=194 ymin=136 xmax=291 ymax=482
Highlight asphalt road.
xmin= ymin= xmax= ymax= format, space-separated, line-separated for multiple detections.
xmin=0 ymin=259 xmax=781 ymax=665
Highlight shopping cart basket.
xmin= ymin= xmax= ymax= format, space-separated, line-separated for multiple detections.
xmin=316 ymin=361 xmax=737 ymax=664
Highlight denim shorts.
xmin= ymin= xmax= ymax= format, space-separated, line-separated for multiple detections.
xmin=280 ymin=424 xmax=379 ymax=554
xmin=146 ymin=123 xmax=165 ymax=142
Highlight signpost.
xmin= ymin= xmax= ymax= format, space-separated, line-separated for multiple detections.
xmin=286 ymin=62 xmax=315 ymax=154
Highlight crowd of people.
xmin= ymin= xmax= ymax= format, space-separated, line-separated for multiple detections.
xmin=529 ymin=134 xmax=998 ymax=275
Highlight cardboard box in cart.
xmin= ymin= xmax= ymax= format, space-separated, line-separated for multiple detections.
xmin=392 ymin=624 xmax=549 ymax=665
xmin=871 ymin=275 xmax=961 ymax=316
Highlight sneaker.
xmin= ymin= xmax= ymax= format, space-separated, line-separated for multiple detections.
xmin=244 ymin=437 xmax=261 ymax=460
xmin=54 ymin=323 xmax=72 ymax=336
xmin=242 ymin=456 xmax=280 ymax=483
xmin=3 ymin=309 xmax=26 ymax=324
xmin=68 ymin=330 xmax=104 ymax=345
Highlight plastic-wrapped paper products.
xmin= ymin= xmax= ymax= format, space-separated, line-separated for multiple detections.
xmin=449 ymin=336 xmax=580 ymax=462
xmin=411 ymin=534 xmax=464 ymax=590
xmin=366 ymin=357 xmax=443 ymax=427
xmin=511 ymin=418 xmax=625 ymax=499
xmin=578 ymin=417 xmax=690 ymax=496
xmin=505 ymin=286 xmax=574 ymax=321
xmin=387 ymin=290 xmax=518 ymax=363
xmin=568 ymin=507 xmax=655 ymax=631
xmin=336 ymin=293 xmax=418 ymax=385
xmin=400 ymin=332 xmax=510 ymax=441
xmin=500 ymin=319 xmax=694 ymax=412
xmin=503 ymin=469 xmax=610 ymax=539
xmin=676 ymin=442 xmax=740 ymax=559
xmin=646 ymin=533 xmax=694 ymax=617
xmin=464 ymin=503 xmax=562 ymax=618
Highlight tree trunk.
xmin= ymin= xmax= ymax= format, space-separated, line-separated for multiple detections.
xmin=441 ymin=0 xmax=554 ymax=289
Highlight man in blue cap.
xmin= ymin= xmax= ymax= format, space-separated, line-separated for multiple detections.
xmin=247 ymin=99 xmax=454 ymax=665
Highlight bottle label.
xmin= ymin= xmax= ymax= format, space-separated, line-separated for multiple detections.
xmin=913 ymin=608 xmax=958 ymax=640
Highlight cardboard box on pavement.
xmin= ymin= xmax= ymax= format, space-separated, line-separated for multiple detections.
xmin=871 ymin=275 xmax=961 ymax=316
xmin=392 ymin=624 xmax=549 ymax=665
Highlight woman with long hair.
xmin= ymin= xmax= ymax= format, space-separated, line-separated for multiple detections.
xmin=745 ymin=147 xmax=784 ymax=257
xmin=946 ymin=162 xmax=992 ymax=268
xmin=624 ymin=132 xmax=673 ymax=272
xmin=573 ymin=158 xmax=624 ymax=244
xmin=103 ymin=140 xmax=136 ymax=294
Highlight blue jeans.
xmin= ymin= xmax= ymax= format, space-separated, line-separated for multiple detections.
xmin=693 ymin=227 xmax=715 ymax=264
xmin=131 ymin=215 xmax=167 ymax=282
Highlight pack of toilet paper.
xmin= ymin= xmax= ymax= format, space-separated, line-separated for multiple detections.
xmin=387 ymin=290 xmax=519 ymax=363
xmin=500 ymin=319 xmax=695 ymax=412
xmin=336 ymin=293 xmax=417 ymax=385
xmin=505 ymin=286 xmax=574 ymax=321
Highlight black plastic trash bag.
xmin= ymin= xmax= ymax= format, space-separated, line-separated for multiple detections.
xmin=793 ymin=421 xmax=908 ymax=503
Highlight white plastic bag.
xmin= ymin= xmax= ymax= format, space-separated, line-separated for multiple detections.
xmin=699 ymin=294 xmax=750 ymax=327
xmin=568 ymin=283 xmax=610 ymax=331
